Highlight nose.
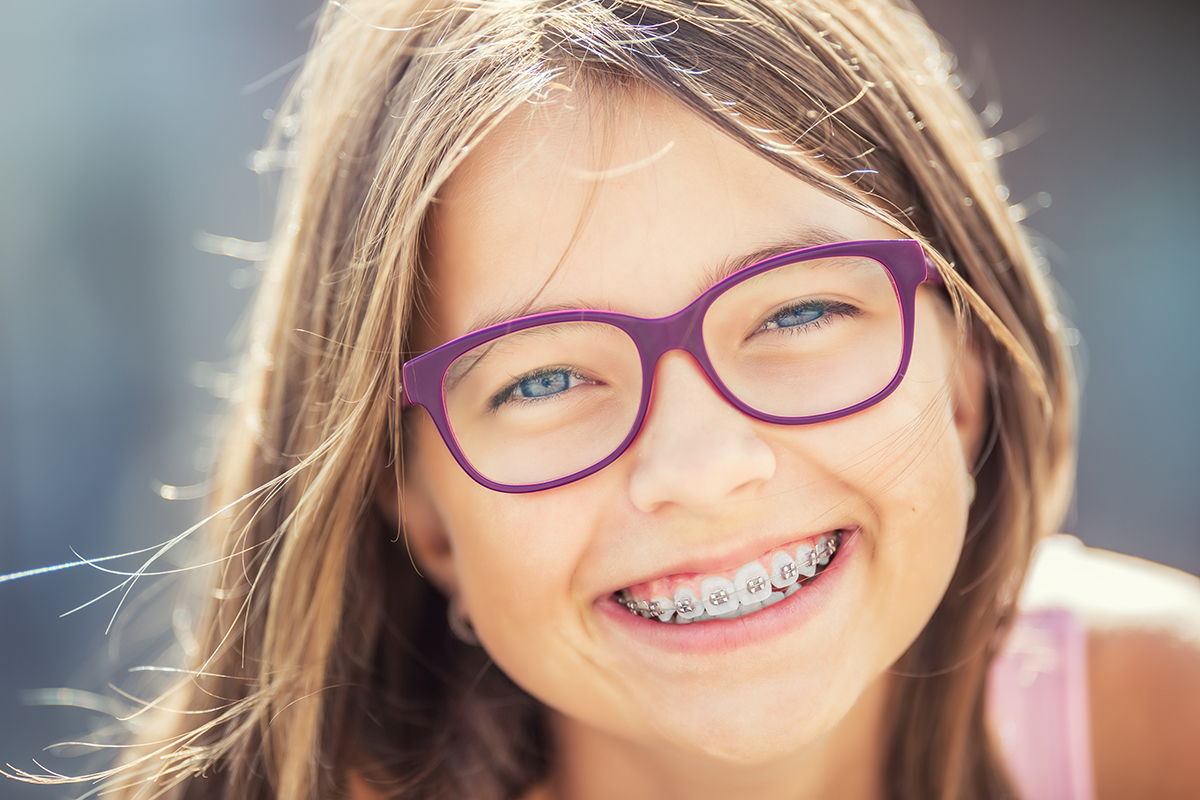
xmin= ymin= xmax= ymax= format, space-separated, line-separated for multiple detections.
xmin=626 ymin=351 xmax=777 ymax=514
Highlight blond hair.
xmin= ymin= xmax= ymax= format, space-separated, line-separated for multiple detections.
xmin=61 ymin=0 xmax=1077 ymax=797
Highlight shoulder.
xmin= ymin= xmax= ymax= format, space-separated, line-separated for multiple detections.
xmin=1022 ymin=535 xmax=1200 ymax=799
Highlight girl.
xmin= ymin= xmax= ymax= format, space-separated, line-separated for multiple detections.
xmin=31 ymin=0 xmax=1200 ymax=798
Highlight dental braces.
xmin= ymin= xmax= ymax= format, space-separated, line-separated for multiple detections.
xmin=620 ymin=533 xmax=841 ymax=619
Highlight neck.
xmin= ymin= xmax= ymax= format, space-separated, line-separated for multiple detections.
xmin=544 ymin=673 xmax=891 ymax=800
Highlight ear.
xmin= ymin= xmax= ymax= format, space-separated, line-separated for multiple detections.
xmin=375 ymin=451 xmax=460 ymax=597
xmin=950 ymin=329 xmax=989 ymax=470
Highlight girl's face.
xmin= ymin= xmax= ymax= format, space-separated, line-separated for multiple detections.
xmin=399 ymin=90 xmax=986 ymax=766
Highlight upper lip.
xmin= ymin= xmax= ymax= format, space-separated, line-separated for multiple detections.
xmin=598 ymin=523 xmax=856 ymax=597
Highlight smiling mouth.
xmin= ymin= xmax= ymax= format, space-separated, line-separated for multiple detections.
xmin=615 ymin=530 xmax=846 ymax=624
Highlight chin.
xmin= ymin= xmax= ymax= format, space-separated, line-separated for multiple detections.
xmin=639 ymin=683 xmax=857 ymax=765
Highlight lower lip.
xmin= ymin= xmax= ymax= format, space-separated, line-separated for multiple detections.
xmin=595 ymin=529 xmax=861 ymax=656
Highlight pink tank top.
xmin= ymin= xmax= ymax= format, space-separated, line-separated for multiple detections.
xmin=986 ymin=608 xmax=1096 ymax=800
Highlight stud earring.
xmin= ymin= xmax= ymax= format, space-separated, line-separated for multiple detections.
xmin=448 ymin=595 xmax=481 ymax=646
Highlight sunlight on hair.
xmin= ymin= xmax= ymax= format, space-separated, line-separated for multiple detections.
xmin=569 ymin=139 xmax=675 ymax=181
xmin=191 ymin=231 xmax=270 ymax=262
xmin=21 ymin=689 xmax=129 ymax=718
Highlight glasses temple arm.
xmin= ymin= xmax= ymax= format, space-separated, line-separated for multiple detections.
xmin=924 ymin=254 xmax=947 ymax=286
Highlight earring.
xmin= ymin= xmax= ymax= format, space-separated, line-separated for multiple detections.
xmin=966 ymin=473 xmax=977 ymax=506
xmin=447 ymin=595 xmax=481 ymax=646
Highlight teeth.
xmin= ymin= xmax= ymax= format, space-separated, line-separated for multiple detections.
xmin=673 ymin=587 xmax=705 ymax=620
xmin=622 ymin=531 xmax=846 ymax=623
xmin=735 ymin=600 xmax=763 ymax=616
xmin=733 ymin=561 xmax=772 ymax=605
xmin=760 ymin=592 xmax=784 ymax=608
xmin=649 ymin=597 xmax=675 ymax=622
xmin=771 ymin=551 xmax=799 ymax=588
xmin=700 ymin=577 xmax=739 ymax=616
xmin=817 ymin=535 xmax=832 ymax=565
xmin=795 ymin=543 xmax=818 ymax=578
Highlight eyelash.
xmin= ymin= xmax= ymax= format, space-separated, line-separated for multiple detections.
xmin=489 ymin=367 xmax=589 ymax=410
xmin=759 ymin=299 xmax=861 ymax=333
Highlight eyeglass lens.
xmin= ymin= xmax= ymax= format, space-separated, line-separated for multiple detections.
xmin=441 ymin=254 xmax=902 ymax=486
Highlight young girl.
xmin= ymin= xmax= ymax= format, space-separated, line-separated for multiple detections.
xmin=32 ymin=0 xmax=1200 ymax=798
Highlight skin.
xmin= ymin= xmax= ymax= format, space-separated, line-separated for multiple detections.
xmin=1090 ymin=626 xmax=1200 ymax=798
xmin=386 ymin=87 xmax=988 ymax=800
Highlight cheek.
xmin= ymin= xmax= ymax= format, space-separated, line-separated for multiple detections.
xmin=855 ymin=391 xmax=970 ymax=649
xmin=413 ymin=414 xmax=601 ymax=637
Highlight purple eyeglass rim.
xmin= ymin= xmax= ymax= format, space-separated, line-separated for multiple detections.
xmin=401 ymin=238 xmax=943 ymax=493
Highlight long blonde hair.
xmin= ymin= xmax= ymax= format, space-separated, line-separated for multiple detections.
xmin=78 ymin=0 xmax=1076 ymax=797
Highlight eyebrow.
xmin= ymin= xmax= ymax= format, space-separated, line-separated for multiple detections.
xmin=695 ymin=225 xmax=856 ymax=294
xmin=462 ymin=224 xmax=859 ymax=333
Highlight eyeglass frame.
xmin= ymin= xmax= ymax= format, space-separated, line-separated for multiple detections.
xmin=401 ymin=238 xmax=944 ymax=493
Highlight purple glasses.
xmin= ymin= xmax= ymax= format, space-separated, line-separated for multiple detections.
xmin=402 ymin=239 xmax=940 ymax=493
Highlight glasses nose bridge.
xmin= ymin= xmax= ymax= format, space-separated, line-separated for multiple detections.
xmin=633 ymin=297 xmax=716 ymax=379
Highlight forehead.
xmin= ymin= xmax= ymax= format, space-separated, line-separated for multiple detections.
xmin=423 ymin=87 xmax=893 ymax=343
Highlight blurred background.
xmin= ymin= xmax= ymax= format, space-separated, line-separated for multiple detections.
xmin=1 ymin=0 xmax=1197 ymax=796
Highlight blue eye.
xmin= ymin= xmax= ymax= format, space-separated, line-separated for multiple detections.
xmin=767 ymin=305 xmax=825 ymax=328
xmin=517 ymin=371 xmax=572 ymax=398
xmin=491 ymin=367 xmax=589 ymax=409
xmin=762 ymin=300 xmax=859 ymax=332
